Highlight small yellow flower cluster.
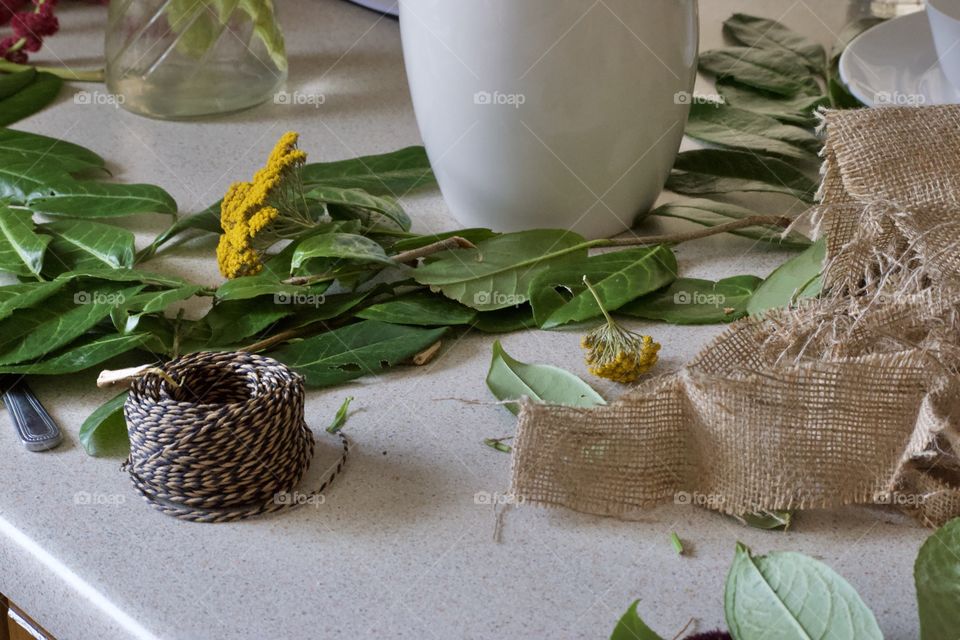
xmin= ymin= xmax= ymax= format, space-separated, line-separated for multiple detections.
xmin=216 ymin=132 xmax=307 ymax=279
xmin=579 ymin=275 xmax=661 ymax=384
xmin=581 ymin=332 xmax=660 ymax=384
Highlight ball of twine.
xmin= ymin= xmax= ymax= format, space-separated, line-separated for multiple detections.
xmin=122 ymin=351 xmax=347 ymax=523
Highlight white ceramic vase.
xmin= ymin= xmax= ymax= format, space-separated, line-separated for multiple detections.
xmin=399 ymin=0 xmax=699 ymax=239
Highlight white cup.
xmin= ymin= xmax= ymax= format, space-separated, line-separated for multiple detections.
xmin=399 ymin=0 xmax=699 ymax=239
xmin=928 ymin=0 xmax=960 ymax=89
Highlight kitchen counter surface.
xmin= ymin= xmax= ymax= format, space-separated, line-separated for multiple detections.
xmin=0 ymin=1 xmax=931 ymax=638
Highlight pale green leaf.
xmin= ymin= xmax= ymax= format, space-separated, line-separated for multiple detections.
xmin=486 ymin=341 xmax=605 ymax=416
xmin=725 ymin=543 xmax=882 ymax=640
xmin=747 ymin=237 xmax=826 ymax=316
xmin=916 ymin=517 xmax=960 ymax=640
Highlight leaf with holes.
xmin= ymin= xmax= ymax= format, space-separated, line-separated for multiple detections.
xmin=486 ymin=341 xmax=605 ymax=416
xmin=529 ymin=246 xmax=678 ymax=329
xmin=270 ymin=320 xmax=447 ymax=387
xmin=413 ymin=229 xmax=589 ymax=312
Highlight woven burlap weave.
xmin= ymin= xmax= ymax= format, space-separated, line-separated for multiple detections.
xmin=511 ymin=105 xmax=960 ymax=527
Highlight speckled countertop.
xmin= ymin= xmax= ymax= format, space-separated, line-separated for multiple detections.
xmin=0 ymin=1 xmax=930 ymax=638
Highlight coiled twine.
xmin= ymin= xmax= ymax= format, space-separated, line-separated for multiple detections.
xmin=122 ymin=351 xmax=347 ymax=523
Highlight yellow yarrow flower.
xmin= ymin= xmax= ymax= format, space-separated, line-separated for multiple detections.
xmin=580 ymin=276 xmax=661 ymax=384
xmin=216 ymin=132 xmax=310 ymax=279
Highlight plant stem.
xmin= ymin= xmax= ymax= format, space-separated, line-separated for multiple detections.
xmin=391 ymin=236 xmax=477 ymax=263
xmin=241 ymin=326 xmax=311 ymax=353
xmin=0 ymin=60 xmax=105 ymax=82
xmin=595 ymin=215 xmax=793 ymax=248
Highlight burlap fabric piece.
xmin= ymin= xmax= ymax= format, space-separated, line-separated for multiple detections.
xmin=511 ymin=106 xmax=960 ymax=527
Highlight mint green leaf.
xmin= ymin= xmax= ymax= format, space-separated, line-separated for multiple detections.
xmin=747 ymin=237 xmax=826 ymax=316
xmin=723 ymin=14 xmax=827 ymax=72
xmin=0 ymin=205 xmax=49 ymax=278
xmin=79 ymin=392 xmax=129 ymax=457
xmin=269 ymin=320 xmax=447 ymax=387
xmin=609 ymin=601 xmax=665 ymax=640
xmin=619 ymin=275 xmax=763 ymax=325
xmin=356 ymin=291 xmax=477 ymax=326
xmin=685 ymin=102 xmax=821 ymax=161
xmin=301 ymin=146 xmax=435 ymax=196
xmin=0 ymin=72 xmax=62 ymax=127
xmin=414 ymin=230 xmax=589 ymax=311
xmin=42 ymin=219 xmax=135 ymax=273
xmin=27 ymin=180 xmax=178 ymax=217
xmin=292 ymin=232 xmax=395 ymax=269
xmin=668 ymin=150 xmax=818 ymax=202
xmin=916 ymin=517 xmax=960 ymax=640
xmin=0 ymin=128 xmax=105 ymax=173
xmin=699 ymin=47 xmax=819 ymax=97
xmin=650 ymin=198 xmax=812 ymax=248
xmin=326 ymin=396 xmax=353 ymax=434
xmin=725 ymin=543 xmax=882 ymax=640
xmin=735 ymin=510 xmax=793 ymax=531
xmin=529 ymin=246 xmax=678 ymax=329
xmin=238 ymin=0 xmax=287 ymax=71
xmin=486 ymin=341 xmax=605 ymax=416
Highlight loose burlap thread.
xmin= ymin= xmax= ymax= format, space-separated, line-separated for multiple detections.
xmin=511 ymin=105 xmax=960 ymax=527
xmin=123 ymin=351 xmax=348 ymax=523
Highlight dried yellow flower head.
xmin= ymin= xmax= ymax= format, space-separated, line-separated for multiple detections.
xmin=216 ymin=132 xmax=309 ymax=279
xmin=580 ymin=276 xmax=661 ymax=384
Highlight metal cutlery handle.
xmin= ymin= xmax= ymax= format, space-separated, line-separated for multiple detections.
xmin=3 ymin=378 xmax=62 ymax=452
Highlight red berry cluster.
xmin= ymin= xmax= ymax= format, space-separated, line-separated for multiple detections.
xmin=0 ymin=0 xmax=60 ymax=64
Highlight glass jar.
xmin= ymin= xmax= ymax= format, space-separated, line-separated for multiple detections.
xmin=105 ymin=0 xmax=287 ymax=119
